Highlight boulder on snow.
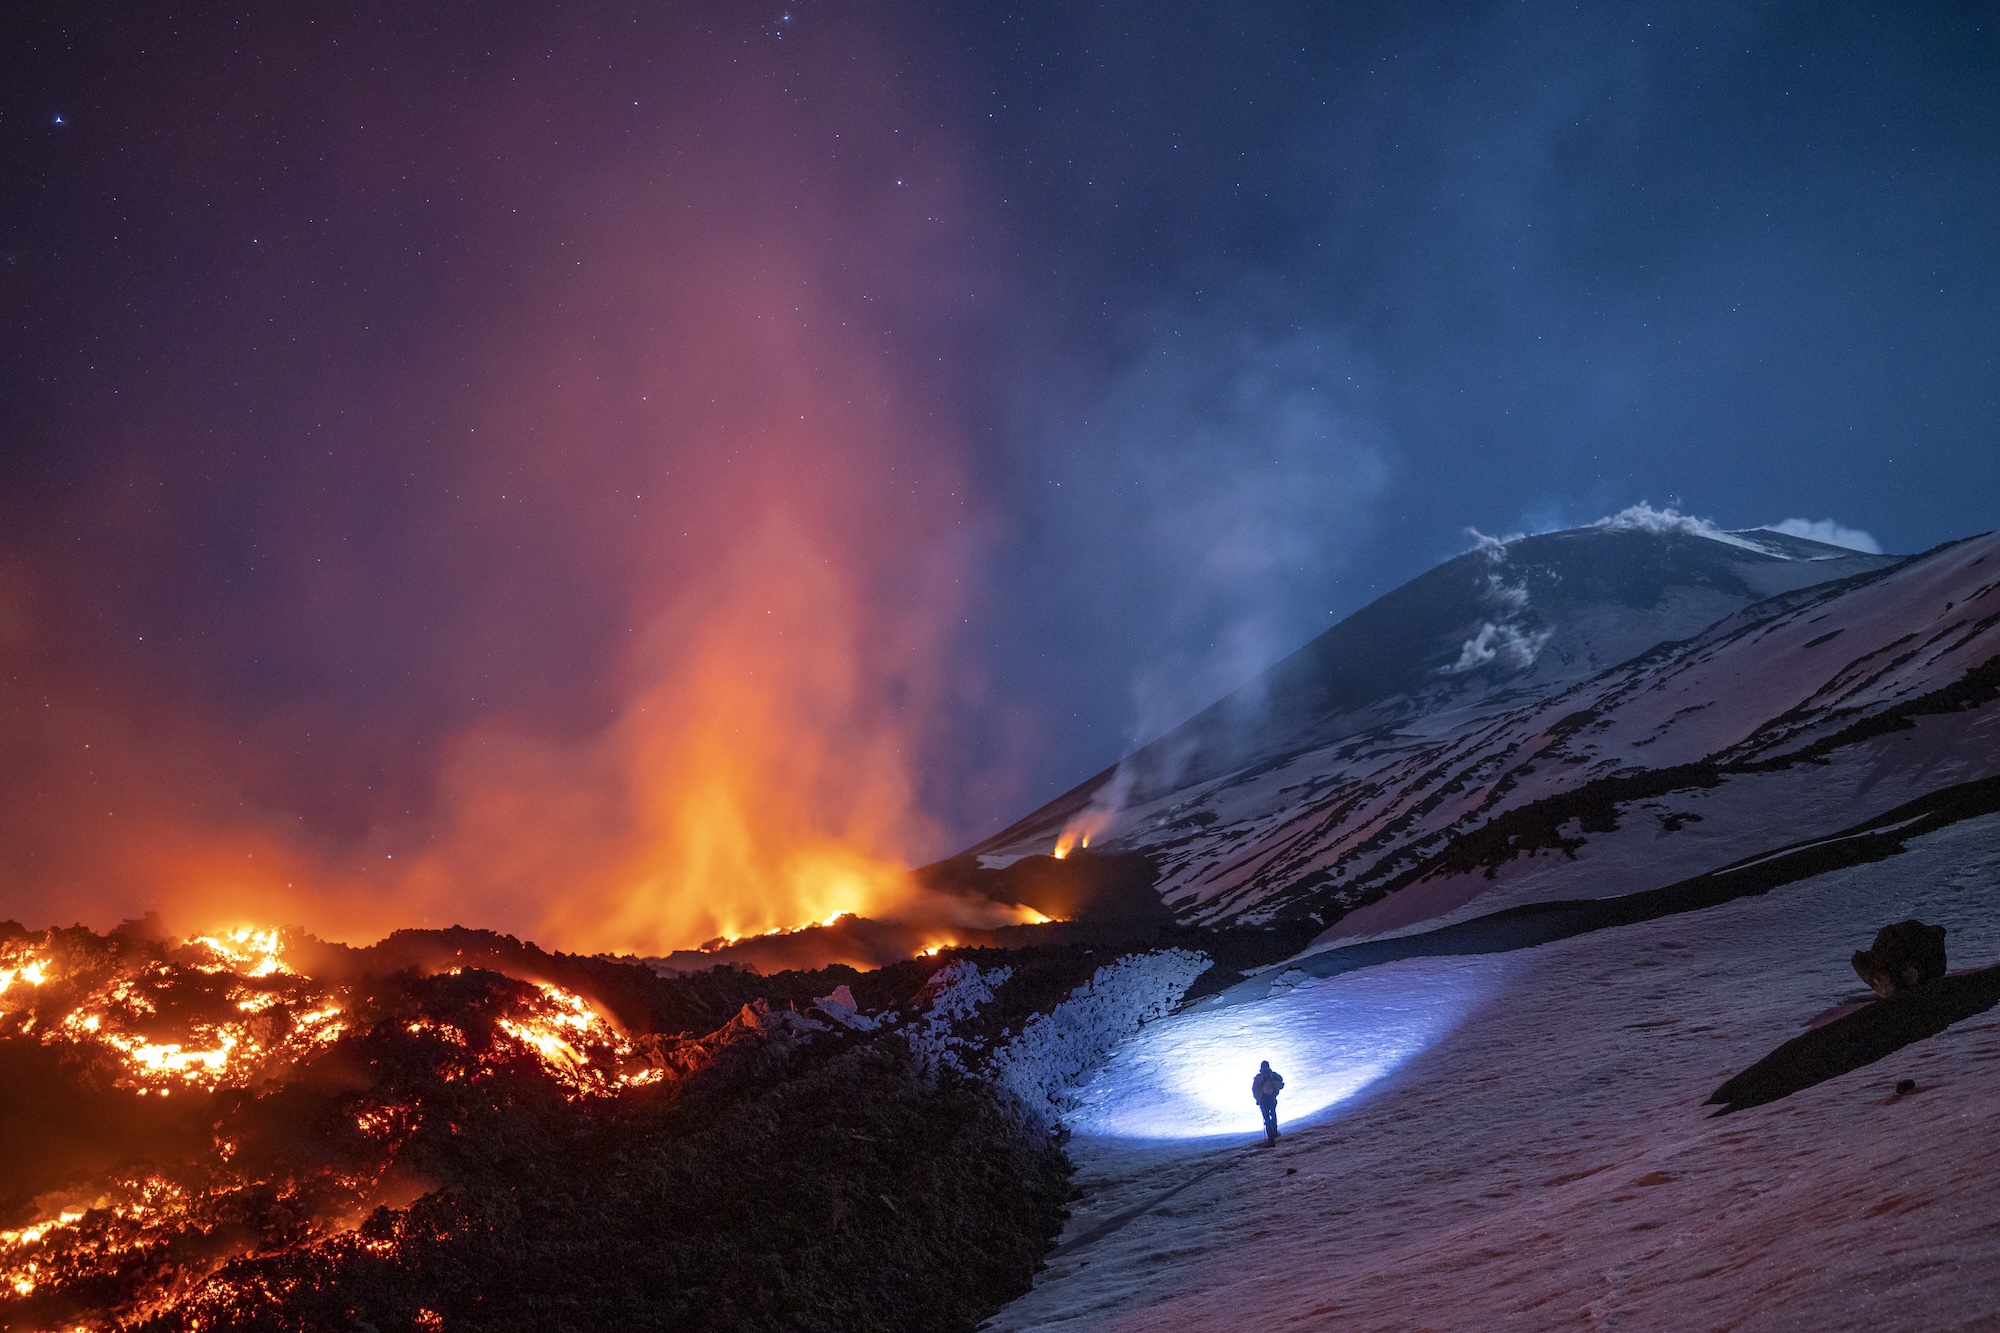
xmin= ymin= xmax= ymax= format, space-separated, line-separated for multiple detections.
xmin=734 ymin=996 xmax=826 ymax=1036
xmin=1707 ymin=964 xmax=2000 ymax=1114
xmin=814 ymin=983 xmax=879 ymax=1030
xmin=1851 ymin=920 xmax=1948 ymax=998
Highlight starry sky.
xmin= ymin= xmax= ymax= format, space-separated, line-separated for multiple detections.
xmin=3 ymin=2 xmax=1996 ymax=940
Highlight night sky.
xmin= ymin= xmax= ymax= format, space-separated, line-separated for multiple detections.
xmin=3 ymin=2 xmax=1996 ymax=947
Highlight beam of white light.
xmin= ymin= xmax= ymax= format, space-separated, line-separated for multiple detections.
xmin=1066 ymin=955 xmax=1504 ymax=1140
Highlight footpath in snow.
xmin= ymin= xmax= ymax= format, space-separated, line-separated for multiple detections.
xmin=985 ymin=812 xmax=2000 ymax=1332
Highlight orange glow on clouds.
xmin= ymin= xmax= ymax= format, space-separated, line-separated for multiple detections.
xmin=0 ymin=26 xmax=1031 ymax=958
xmin=402 ymin=509 xmax=1032 ymax=955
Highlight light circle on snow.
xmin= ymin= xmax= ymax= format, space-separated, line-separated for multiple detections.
xmin=1066 ymin=955 xmax=1502 ymax=1140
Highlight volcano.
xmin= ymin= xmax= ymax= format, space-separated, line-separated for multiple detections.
xmin=952 ymin=518 xmax=1998 ymax=944
xmin=7 ymin=516 xmax=1998 ymax=1331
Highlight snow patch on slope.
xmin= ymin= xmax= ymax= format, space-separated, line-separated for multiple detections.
xmin=1064 ymin=956 xmax=1501 ymax=1140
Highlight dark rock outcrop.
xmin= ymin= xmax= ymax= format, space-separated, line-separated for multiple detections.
xmin=1707 ymin=965 xmax=2000 ymax=1115
xmin=1851 ymin=919 xmax=1948 ymax=998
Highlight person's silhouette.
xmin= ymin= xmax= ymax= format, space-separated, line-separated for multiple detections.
xmin=1251 ymin=1060 xmax=1285 ymax=1144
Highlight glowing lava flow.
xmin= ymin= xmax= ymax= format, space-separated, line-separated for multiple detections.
xmin=0 ymin=1179 xmax=186 ymax=1303
xmin=695 ymin=904 xmax=1055 ymax=959
xmin=0 ymin=922 xmax=676 ymax=1326
xmin=190 ymin=927 xmax=291 ymax=977
xmin=3 ymin=927 xmax=347 ymax=1093
xmin=0 ymin=959 xmax=49 ymax=995
xmin=1 ymin=924 xmax=661 ymax=1098
xmin=497 ymin=982 xmax=661 ymax=1097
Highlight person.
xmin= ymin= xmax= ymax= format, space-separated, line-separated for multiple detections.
xmin=1251 ymin=1060 xmax=1285 ymax=1144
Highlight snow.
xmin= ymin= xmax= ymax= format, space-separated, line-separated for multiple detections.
xmin=1064 ymin=956 xmax=1500 ymax=1140
xmin=1313 ymin=703 xmax=2000 ymax=950
xmin=971 ymin=524 xmax=1898 ymax=884
xmin=958 ymin=526 xmax=2000 ymax=1327
xmin=813 ymin=983 xmax=880 ymax=1030
xmin=906 ymin=961 xmax=1011 ymax=1073
xmin=986 ymin=811 xmax=2000 ymax=1331
xmin=990 ymin=949 xmax=1211 ymax=1130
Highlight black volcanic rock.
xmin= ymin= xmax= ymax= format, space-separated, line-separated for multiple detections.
xmin=1851 ymin=919 xmax=1949 ymax=998
xmin=916 ymin=848 xmax=1170 ymax=924
xmin=0 ymin=924 xmax=1080 ymax=1333
xmin=1708 ymin=964 xmax=2000 ymax=1115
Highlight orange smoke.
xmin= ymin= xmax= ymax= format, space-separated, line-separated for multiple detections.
xmin=1053 ymin=806 xmax=1116 ymax=860
xmin=404 ymin=510 xmax=1036 ymax=956
xmin=2 ymin=357 xmax=1025 ymax=956
xmin=0 ymin=25 xmax=1034 ymax=957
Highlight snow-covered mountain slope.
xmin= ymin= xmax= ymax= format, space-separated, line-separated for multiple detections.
xmin=971 ymin=521 xmax=1893 ymax=854
xmin=986 ymin=809 xmax=2000 ymax=1332
xmin=971 ymin=522 xmax=2000 ymax=1329
xmin=960 ymin=526 xmax=1998 ymax=939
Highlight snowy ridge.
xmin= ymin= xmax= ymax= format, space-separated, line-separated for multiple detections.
xmin=987 ymin=949 xmax=1211 ymax=1130
xmin=905 ymin=952 xmax=1214 ymax=1129
xmin=970 ymin=523 xmax=1897 ymax=883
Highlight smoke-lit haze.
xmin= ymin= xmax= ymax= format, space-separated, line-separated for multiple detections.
xmin=2 ymin=1 xmax=1994 ymax=949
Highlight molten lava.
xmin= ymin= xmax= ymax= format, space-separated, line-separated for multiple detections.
xmin=3 ymin=927 xmax=347 ymax=1095
xmin=1053 ymin=806 xmax=1115 ymax=860
xmin=0 ymin=921 xmax=681 ymax=1327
